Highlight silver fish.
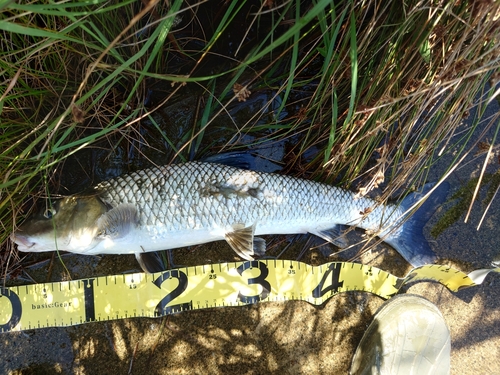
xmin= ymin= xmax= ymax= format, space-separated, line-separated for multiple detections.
xmin=11 ymin=162 xmax=448 ymax=267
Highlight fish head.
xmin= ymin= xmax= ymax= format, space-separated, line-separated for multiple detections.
xmin=11 ymin=195 xmax=109 ymax=253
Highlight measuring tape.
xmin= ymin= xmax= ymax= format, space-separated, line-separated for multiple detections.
xmin=1 ymin=260 xmax=498 ymax=333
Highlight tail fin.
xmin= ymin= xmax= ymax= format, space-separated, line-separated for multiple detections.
xmin=385 ymin=182 xmax=450 ymax=267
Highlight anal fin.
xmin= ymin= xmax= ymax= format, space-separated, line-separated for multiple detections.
xmin=310 ymin=225 xmax=348 ymax=248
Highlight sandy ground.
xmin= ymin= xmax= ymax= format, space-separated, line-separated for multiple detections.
xmin=1 ymin=98 xmax=499 ymax=374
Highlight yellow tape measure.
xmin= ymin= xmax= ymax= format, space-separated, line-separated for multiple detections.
xmin=1 ymin=260 xmax=498 ymax=333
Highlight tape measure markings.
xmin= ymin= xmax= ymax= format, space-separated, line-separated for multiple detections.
xmin=406 ymin=265 xmax=479 ymax=291
xmin=1 ymin=260 xmax=498 ymax=333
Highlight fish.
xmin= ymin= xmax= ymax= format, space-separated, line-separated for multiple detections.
xmin=11 ymin=161 xmax=449 ymax=270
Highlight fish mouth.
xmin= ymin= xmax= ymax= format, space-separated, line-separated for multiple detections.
xmin=10 ymin=233 xmax=35 ymax=251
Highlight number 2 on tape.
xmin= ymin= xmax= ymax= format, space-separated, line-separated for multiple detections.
xmin=153 ymin=270 xmax=192 ymax=315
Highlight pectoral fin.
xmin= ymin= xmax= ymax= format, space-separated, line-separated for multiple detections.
xmin=135 ymin=252 xmax=167 ymax=274
xmin=310 ymin=225 xmax=348 ymax=248
xmin=97 ymin=203 xmax=139 ymax=239
xmin=225 ymin=224 xmax=264 ymax=260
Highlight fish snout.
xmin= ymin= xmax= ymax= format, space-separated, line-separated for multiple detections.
xmin=10 ymin=233 xmax=35 ymax=251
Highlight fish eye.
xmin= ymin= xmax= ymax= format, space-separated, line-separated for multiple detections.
xmin=43 ymin=208 xmax=56 ymax=219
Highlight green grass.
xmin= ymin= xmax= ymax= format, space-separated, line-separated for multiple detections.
xmin=1 ymin=0 xmax=500 ymax=276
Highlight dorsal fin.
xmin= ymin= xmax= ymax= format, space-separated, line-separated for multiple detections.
xmin=202 ymin=152 xmax=257 ymax=170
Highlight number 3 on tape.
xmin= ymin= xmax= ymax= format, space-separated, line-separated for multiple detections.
xmin=236 ymin=261 xmax=271 ymax=304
